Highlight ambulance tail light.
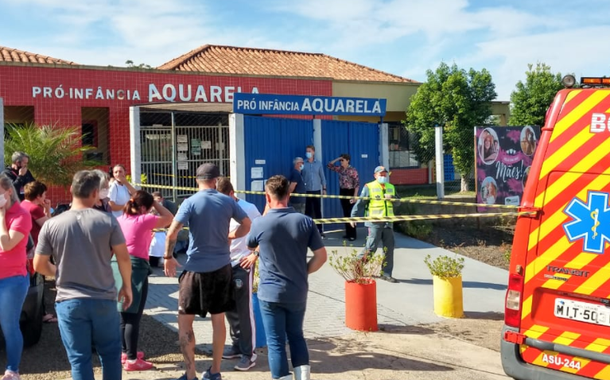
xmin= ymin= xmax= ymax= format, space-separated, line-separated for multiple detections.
xmin=505 ymin=272 xmax=524 ymax=328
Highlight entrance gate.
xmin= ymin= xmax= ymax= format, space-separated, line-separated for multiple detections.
xmin=135 ymin=110 xmax=230 ymax=201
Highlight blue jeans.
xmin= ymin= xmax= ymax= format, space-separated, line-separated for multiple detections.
xmin=55 ymin=299 xmax=122 ymax=380
xmin=0 ymin=275 xmax=29 ymax=372
xmin=259 ymin=300 xmax=309 ymax=379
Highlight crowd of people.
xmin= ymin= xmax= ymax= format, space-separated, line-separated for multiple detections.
xmin=0 ymin=146 xmax=401 ymax=380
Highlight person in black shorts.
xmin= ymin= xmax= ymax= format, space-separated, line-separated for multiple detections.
xmin=164 ymin=163 xmax=251 ymax=380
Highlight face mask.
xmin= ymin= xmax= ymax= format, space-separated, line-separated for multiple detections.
xmin=0 ymin=194 xmax=8 ymax=208
xmin=299 ymin=164 xmax=304 ymax=170
xmin=377 ymin=176 xmax=388 ymax=184
xmin=306 ymin=152 xmax=313 ymax=159
xmin=99 ymin=189 xmax=109 ymax=199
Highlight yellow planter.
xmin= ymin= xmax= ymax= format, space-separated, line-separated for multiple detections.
xmin=432 ymin=275 xmax=464 ymax=318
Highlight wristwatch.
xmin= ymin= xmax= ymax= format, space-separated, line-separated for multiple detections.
xmin=163 ymin=255 xmax=174 ymax=260
xmin=253 ymin=250 xmax=260 ymax=257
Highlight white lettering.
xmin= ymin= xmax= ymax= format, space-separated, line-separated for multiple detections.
xmin=335 ymin=100 xmax=345 ymax=112
xmin=312 ymin=98 xmax=323 ymax=112
xmin=163 ymin=84 xmax=176 ymax=102
xmin=252 ymin=87 xmax=259 ymax=94
xmin=178 ymin=84 xmax=192 ymax=102
xmin=237 ymin=100 xmax=245 ymax=109
xmin=259 ymin=101 xmax=268 ymax=111
xmin=85 ymin=88 xmax=93 ymax=99
xmin=346 ymin=99 xmax=355 ymax=113
xmin=117 ymin=90 xmax=125 ymax=100
xmin=194 ymin=85 xmax=208 ymax=102
xmin=324 ymin=98 xmax=335 ymax=112
xmin=591 ymin=113 xmax=607 ymax=133
xmin=95 ymin=87 xmax=104 ymax=100
xmin=106 ymin=89 xmax=115 ymax=100
xmin=372 ymin=101 xmax=381 ymax=114
xmin=32 ymin=87 xmax=41 ymax=98
xmin=293 ymin=102 xmax=299 ymax=111
xmin=149 ymin=84 xmax=163 ymax=102
xmin=210 ymin=86 xmax=222 ymax=102
xmin=75 ymin=88 xmax=83 ymax=99
xmin=225 ymin=86 xmax=235 ymax=102
xmin=54 ymin=86 xmax=65 ymax=99
xmin=302 ymin=98 xmax=312 ymax=112
xmin=43 ymin=87 xmax=52 ymax=98
xmin=132 ymin=90 xmax=141 ymax=101
xmin=356 ymin=100 xmax=364 ymax=113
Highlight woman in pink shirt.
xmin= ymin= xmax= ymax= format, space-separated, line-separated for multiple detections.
xmin=113 ymin=190 xmax=172 ymax=371
xmin=0 ymin=175 xmax=32 ymax=380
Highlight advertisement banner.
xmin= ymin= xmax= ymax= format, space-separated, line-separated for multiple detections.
xmin=475 ymin=126 xmax=540 ymax=211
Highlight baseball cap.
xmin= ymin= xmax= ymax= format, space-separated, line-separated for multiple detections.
xmin=196 ymin=163 xmax=220 ymax=180
xmin=374 ymin=166 xmax=388 ymax=174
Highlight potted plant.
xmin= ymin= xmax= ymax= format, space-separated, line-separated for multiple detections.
xmin=250 ymin=259 xmax=267 ymax=348
xmin=424 ymin=254 xmax=465 ymax=318
xmin=329 ymin=247 xmax=384 ymax=331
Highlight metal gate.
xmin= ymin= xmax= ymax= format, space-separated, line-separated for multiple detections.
xmin=138 ymin=111 xmax=230 ymax=201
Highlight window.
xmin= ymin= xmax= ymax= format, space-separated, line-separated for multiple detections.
xmin=82 ymin=122 xmax=97 ymax=146
xmin=388 ymin=123 xmax=419 ymax=168
xmin=81 ymin=107 xmax=110 ymax=164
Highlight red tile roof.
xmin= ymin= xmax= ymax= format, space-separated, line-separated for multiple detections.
xmin=158 ymin=45 xmax=415 ymax=83
xmin=0 ymin=45 xmax=76 ymax=65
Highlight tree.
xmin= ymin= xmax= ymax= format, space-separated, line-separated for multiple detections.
xmin=509 ymin=63 xmax=564 ymax=127
xmin=405 ymin=62 xmax=497 ymax=191
xmin=4 ymin=123 xmax=98 ymax=188
xmin=125 ymin=60 xmax=153 ymax=69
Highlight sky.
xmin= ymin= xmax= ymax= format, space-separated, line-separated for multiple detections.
xmin=1 ymin=0 xmax=609 ymax=100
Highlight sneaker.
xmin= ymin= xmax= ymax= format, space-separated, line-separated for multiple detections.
xmin=380 ymin=274 xmax=398 ymax=283
xmin=222 ymin=346 xmax=241 ymax=359
xmin=202 ymin=367 xmax=222 ymax=380
xmin=121 ymin=351 xmax=145 ymax=364
xmin=1 ymin=371 xmax=21 ymax=380
xmin=234 ymin=355 xmax=256 ymax=371
xmin=177 ymin=374 xmax=199 ymax=380
xmin=123 ymin=358 xmax=154 ymax=371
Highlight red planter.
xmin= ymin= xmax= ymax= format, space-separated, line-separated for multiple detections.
xmin=345 ymin=280 xmax=378 ymax=331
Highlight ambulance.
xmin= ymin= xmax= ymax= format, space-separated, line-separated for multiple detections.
xmin=502 ymin=76 xmax=610 ymax=379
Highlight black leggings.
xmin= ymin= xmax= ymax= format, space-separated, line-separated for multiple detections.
xmin=120 ymin=278 xmax=148 ymax=360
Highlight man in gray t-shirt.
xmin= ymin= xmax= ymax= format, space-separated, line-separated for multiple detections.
xmin=34 ymin=170 xmax=132 ymax=380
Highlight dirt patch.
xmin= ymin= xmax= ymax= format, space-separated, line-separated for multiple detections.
xmin=12 ymin=279 xmax=189 ymax=380
xmin=423 ymin=224 xmax=514 ymax=270
xmin=424 ymin=312 xmax=504 ymax=352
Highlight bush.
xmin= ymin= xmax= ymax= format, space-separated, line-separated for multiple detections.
xmin=424 ymin=254 xmax=465 ymax=280
xmin=329 ymin=246 xmax=384 ymax=284
xmin=4 ymin=123 xmax=98 ymax=187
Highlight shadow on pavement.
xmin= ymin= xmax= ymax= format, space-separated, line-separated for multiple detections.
xmin=397 ymin=277 xmax=506 ymax=290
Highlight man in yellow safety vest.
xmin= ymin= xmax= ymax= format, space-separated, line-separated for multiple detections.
xmin=350 ymin=166 xmax=401 ymax=283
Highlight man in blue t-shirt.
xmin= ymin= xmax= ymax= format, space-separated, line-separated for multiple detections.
xmin=247 ymin=175 xmax=327 ymax=380
xmin=164 ymin=163 xmax=251 ymax=380
xmin=288 ymin=156 xmax=306 ymax=214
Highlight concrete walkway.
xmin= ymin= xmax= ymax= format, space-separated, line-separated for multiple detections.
xmin=127 ymin=227 xmax=510 ymax=379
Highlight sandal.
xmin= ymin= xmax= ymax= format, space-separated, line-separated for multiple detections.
xmin=43 ymin=314 xmax=57 ymax=323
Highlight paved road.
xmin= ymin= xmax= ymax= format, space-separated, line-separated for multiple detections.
xmin=143 ymin=227 xmax=509 ymax=350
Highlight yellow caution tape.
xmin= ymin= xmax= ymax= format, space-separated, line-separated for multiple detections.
xmin=151 ymin=212 xmax=529 ymax=232
xmin=311 ymin=212 xmax=531 ymax=224
xmin=135 ymin=182 xmax=518 ymax=210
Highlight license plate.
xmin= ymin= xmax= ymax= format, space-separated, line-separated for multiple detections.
xmin=555 ymin=298 xmax=610 ymax=326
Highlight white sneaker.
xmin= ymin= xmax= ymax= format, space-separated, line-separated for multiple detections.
xmin=2 ymin=371 xmax=21 ymax=380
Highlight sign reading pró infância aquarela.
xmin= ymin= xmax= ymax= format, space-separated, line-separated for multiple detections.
xmin=475 ymin=126 xmax=540 ymax=211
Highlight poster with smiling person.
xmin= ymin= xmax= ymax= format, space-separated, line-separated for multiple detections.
xmin=475 ymin=126 xmax=541 ymax=211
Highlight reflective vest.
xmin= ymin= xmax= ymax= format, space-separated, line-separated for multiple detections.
xmin=366 ymin=181 xmax=395 ymax=217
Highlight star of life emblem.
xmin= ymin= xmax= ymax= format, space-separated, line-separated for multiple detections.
xmin=563 ymin=191 xmax=610 ymax=254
